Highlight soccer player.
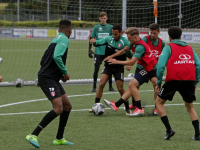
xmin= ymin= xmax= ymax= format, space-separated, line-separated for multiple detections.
xmin=89 ymin=25 xmax=132 ymax=115
xmin=89 ymin=12 xmax=115 ymax=92
xmin=103 ymin=27 xmax=157 ymax=116
xmin=0 ymin=75 xmax=2 ymax=82
xmin=25 ymin=20 xmax=74 ymax=148
xmin=155 ymin=26 xmax=200 ymax=140
xmin=129 ymin=23 xmax=165 ymax=115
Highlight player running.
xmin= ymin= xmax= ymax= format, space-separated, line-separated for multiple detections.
xmin=104 ymin=27 xmax=157 ymax=116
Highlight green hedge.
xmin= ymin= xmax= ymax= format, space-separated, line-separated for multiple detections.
xmin=0 ymin=20 xmax=98 ymax=28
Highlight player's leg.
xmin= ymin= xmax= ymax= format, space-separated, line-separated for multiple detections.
xmin=156 ymin=81 xmax=177 ymax=140
xmin=26 ymin=77 xmax=62 ymax=148
xmin=53 ymin=86 xmax=74 ymax=145
xmin=108 ymin=75 xmax=116 ymax=91
xmin=150 ymin=76 xmax=158 ymax=115
xmin=179 ymin=81 xmax=200 ymax=140
xmin=92 ymin=55 xmax=102 ymax=92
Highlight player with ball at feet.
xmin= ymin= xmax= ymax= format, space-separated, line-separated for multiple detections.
xmin=104 ymin=27 xmax=157 ymax=117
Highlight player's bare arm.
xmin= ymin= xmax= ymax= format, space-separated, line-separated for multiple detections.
xmin=103 ymin=48 xmax=126 ymax=62
xmin=108 ymin=56 xmax=138 ymax=66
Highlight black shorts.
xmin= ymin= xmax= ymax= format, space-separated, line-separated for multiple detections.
xmin=94 ymin=54 xmax=105 ymax=66
xmin=134 ymin=68 xmax=157 ymax=85
xmin=38 ymin=76 xmax=66 ymax=101
xmin=102 ymin=65 xmax=124 ymax=81
xmin=158 ymin=80 xmax=196 ymax=103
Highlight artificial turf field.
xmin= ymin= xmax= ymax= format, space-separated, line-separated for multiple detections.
xmin=1 ymin=82 xmax=200 ymax=150
xmin=1 ymin=37 xmax=200 ymax=149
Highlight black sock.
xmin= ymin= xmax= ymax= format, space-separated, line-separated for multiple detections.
xmin=95 ymin=97 xmax=100 ymax=103
xmin=135 ymin=100 xmax=142 ymax=109
xmin=115 ymin=98 xmax=125 ymax=107
xmin=192 ymin=120 xmax=200 ymax=137
xmin=56 ymin=111 xmax=70 ymax=139
xmin=93 ymin=81 xmax=96 ymax=89
xmin=32 ymin=110 xmax=58 ymax=136
xmin=161 ymin=116 xmax=172 ymax=133
xmin=124 ymin=101 xmax=129 ymax=111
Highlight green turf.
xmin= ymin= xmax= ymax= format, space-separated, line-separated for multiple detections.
xmin=0 ymin=83 xmax=200 ymax=150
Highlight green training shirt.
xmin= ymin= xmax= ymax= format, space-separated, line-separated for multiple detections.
xmin=93 ymin=35 xmax=132 ymax=66
xmin=157 ymin=39 xmax=200 ymax=86
xmin=91 ymin=23 xmax=113 ymax=55
xmin=38 ymin=32 xmax=69 ymax=81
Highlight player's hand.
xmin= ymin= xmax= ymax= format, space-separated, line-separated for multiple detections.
xmin=90 ymin=38 xmax=96 ymax=44
xmin=155 ymin=86 xmax=161 ymax=94
xmin=108 ymin=58 xmax=117 ymax=65
xmin=61 ymin=74 xmax=70 ymax=82
xmin=126 ymin=65 xmax=131 ymax=71
xmin=0 ymin=75 xmax=2 ymax=82
xmin=104 ymin=56 xmax=112 ymax=62
xmin=124 ymin=46 xmax=130 ymax=52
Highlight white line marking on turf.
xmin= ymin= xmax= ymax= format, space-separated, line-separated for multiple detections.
xmin=0 ymin=90 xmax=154 ymax=108
xmin=1 ymin=103 xmax=200 ymax=116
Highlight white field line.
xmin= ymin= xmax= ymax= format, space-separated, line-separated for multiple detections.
xmin=0 ymin=88 xmax=200 ymax=116
xmin=0 ymin=49 xmax=88 ymax=52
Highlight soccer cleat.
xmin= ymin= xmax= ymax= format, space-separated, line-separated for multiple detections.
xmin=125 ymin=109 xmax=131 ymax=116
xmin=192 ymin=135 xmax=200 ymax=141
xmin=109 ymin=87 xmax=116 ymax=92
xmin=89 ymin=109 xmax=93 ymax=113
xmin=129 ymin=108 xmax=144 ymax=117
xmin=53 ymin=138 xmax=74 ymax=145
xmin=25 ymin=134 xmax=40 ymax=148
xmin=104 ymin=99 xmax=118 ymax=112
xmin=91 ymin=88 xmax=96 ymax=92
xmin=129 ymin=104 xmax=137 ymax=110
xmin=164 ymin=129 xmax=175 ymax=140
xmin=154 ymin=108 xmax=158 ymax=115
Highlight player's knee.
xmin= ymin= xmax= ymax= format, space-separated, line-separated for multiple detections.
xmin=128 ymin=81 xmax=137 ymax=89
xmin=54 ymin=105 xmax=63 ymax=115
xmin=99 ymin=82 xmax=106 ymax=88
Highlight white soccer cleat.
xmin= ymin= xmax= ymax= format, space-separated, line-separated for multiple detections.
xmin=104 ymin=99 xmax=118 ymax=112
xmin=129 ymin=108 xmax=144 ymax=116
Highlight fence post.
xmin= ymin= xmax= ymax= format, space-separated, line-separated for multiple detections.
xmin=17 ymin=0 xmax=19 ymax=21
xmin=47 ymin=0 xmax=49 ymax=21
xmin=179 ymin=0 xmax=182 ymax=28
xmin=79 ymin=0 xmax=81 ymax=21
xmin=122 ymin=0 xmax=127 ymax=31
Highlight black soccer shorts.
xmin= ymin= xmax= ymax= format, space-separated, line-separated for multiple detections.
xmin=38 ymin=76 xmax=66 ymax=101
xmin=134 ymin=68 xmax=157 ymax=85
xmin=158 ymin=80 xmax=196 ymax=103
xmin=94 ymin=54 xmax=105 ymax=66
xmin=102 ymin=65 xmax=124 ymax=81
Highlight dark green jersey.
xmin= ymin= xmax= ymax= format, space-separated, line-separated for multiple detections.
xmin=93 ymin=35 xmax=132 ymax=67
xmin=38 ymin=32 xmax=69 ymax=81
xmin=91 ymin=23 xmax=113 ymax=55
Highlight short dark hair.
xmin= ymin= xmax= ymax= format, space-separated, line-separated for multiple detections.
xmin=112 ymin=24 xmax=122 ymax=32
xmin=168 ymin=26 xmax=182 ymax=39
xmin=149 ymin=23 xmax=160 ymax=31
xmin=59 ymin=19 xmax=71 ymax=29
xmin=99 ymin=12 xmax=107 ymax=17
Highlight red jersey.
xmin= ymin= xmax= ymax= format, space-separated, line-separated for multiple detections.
xmin=146 ymin=35 xmax=163 ymax=61
xmin=165 ymin=43 xmax=196 ymax=82
xmin=131 ymin=38 xmax=157 ymax=72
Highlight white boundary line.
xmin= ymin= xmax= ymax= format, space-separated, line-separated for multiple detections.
xmin=0 ymin=88 xmax=200 ymax=116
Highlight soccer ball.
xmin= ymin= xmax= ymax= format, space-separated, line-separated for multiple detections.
xmin=127 ymin=73 xmax=134 ymax=78
xmin=14 ymin=78 xmax=24 ymax=87
xmin=92 ymin=103 xmax=105 ymax=115
xmin=0 ymin=57 xmax=3 ymax=64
